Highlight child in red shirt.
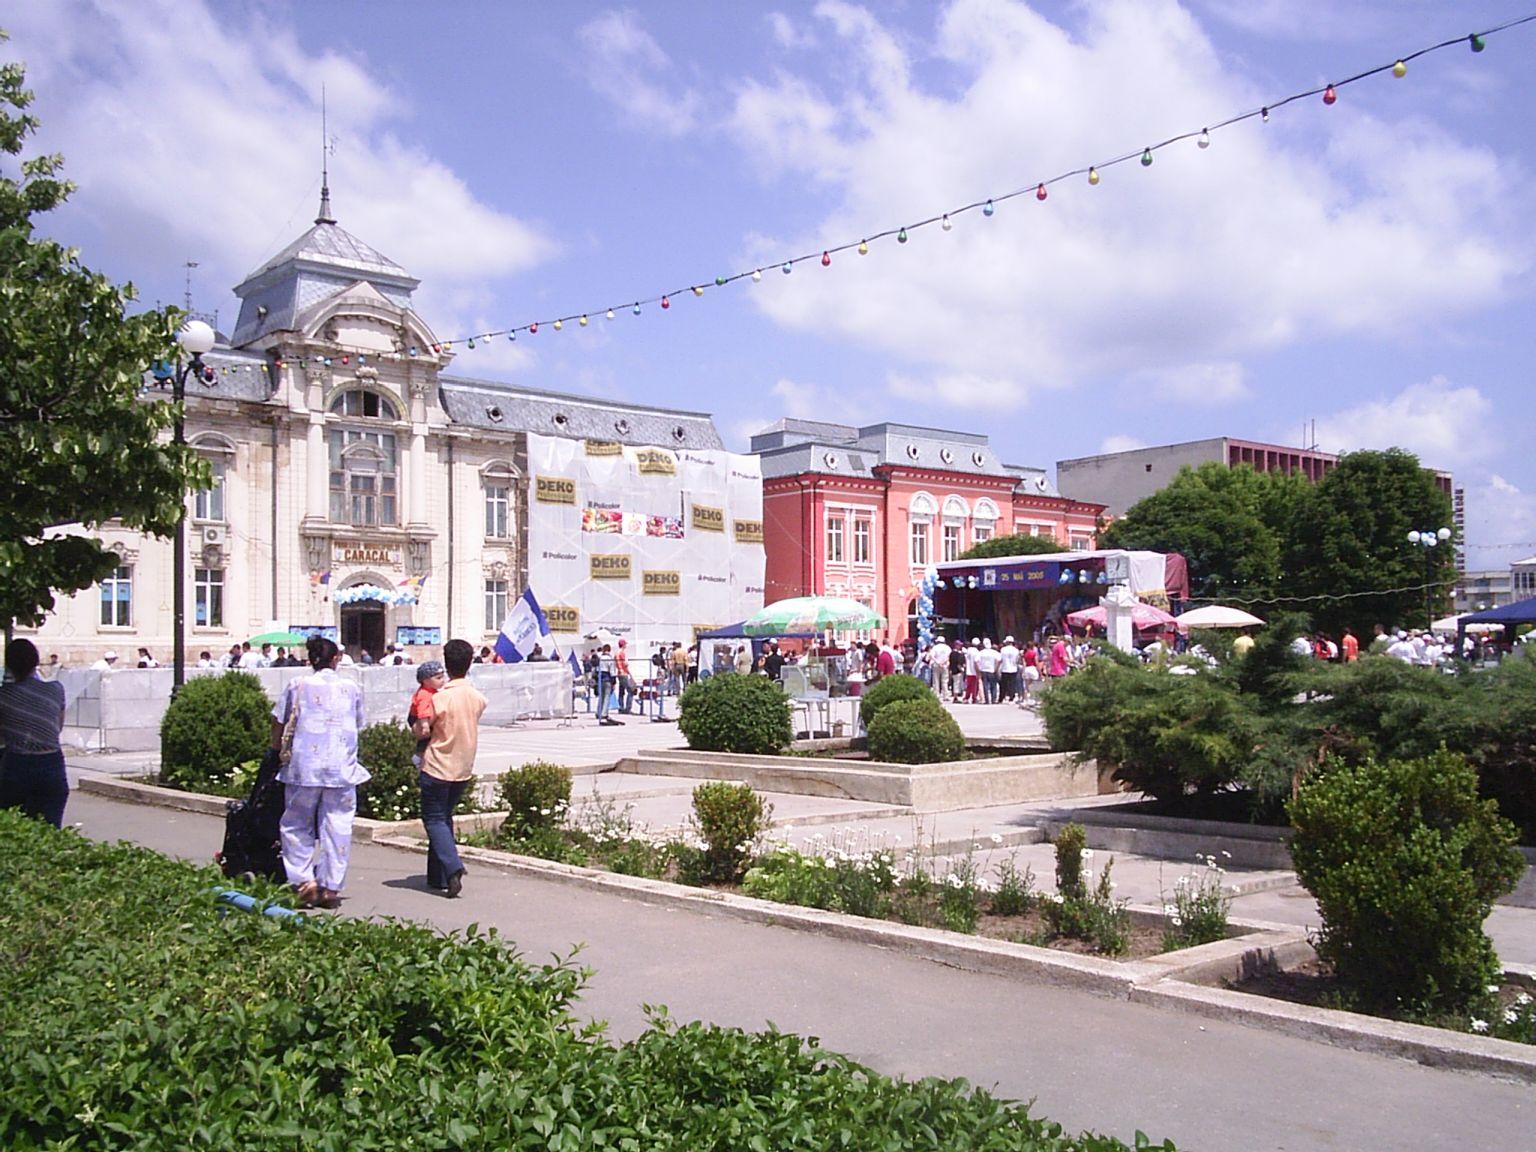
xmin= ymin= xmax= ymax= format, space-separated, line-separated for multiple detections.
xmin=409 ymin=660 xmax=447 ymax=767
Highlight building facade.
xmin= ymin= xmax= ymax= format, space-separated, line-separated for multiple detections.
xmin=752 ymin=419 xmax=1104 ymax=643
xmin=27 ymin=194 xmax=761 ymax=664
xmin=1056 ymin=436 xmax=1454 ymax=519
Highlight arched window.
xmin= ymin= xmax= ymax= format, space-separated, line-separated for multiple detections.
xmin=329 ymin=389 xmax=398 ymax=420
xmin=909 ymin=491 xmax=936 ymax=567
xmin=940 ymin=495 xmax=969 ymax=561
xmin=190 ymin=435 xmax=235 ymax=522
xmin=973 ymin=498 xmax=1000 ymax=545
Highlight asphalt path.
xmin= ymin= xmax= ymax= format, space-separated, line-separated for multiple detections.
xmin=68 ymin=791 xmax=1532 ymax=1152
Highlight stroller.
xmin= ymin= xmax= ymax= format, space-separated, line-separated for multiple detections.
xmin=215 ymin=747 xmax=286 ymax=882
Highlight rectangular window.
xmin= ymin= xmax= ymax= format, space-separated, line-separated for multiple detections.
xmin=486 ymin=484 xmax=511 ymax=538
xmin=852 ymin=519 xmax=872 ymax=565
xmin=329 ymin=428 xmax=398 ymax=527
xmin=194 ymin=458 xmax=226 ymax=522
xmin=826 ymin=517 xmax=845 ymax=564
xmin=194 ymin=568 xmax=224 ymax=628
xmin=484 ymin=579 xmax=509 ymax=634
xmin=1070 ymin=534 xmax=1091 ymax=551
xmin=973 ymin=523 xmax=993 ymax=544
xmin=910 ymin=520 xmax=930 ymax=567
xmin=942 ymin=523 xmax=962 ymax=563
xmin=99 ymin=565 xmax=132 ymax=627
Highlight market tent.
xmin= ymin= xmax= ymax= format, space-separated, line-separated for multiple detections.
xmin=1430 ymin=614 xmax=1501 ymax=635
xmin=741 ymin=596 xmax=885 ymax=637
xmin=1456 ymin=596 xmax=1536 ymax=652
xmin=698 ymin=620 xmax=816 ymax=640
xmin=1175 ymin=605 xmax=1265 ymax=629
xmin=1065 ymin=603 xmax=1185 ymax=632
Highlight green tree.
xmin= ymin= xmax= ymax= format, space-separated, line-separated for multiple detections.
xmin=0 ymin=42 xmax=206 ymax=629
xmin=958 ymin=532 xmax=1065 ymax=560
xmin=1288 ymin=449 xmax=1454 ymax=636
xmin=1099 ymin=462 xmax=1304 ymax=605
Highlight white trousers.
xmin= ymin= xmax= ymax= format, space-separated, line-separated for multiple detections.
xmin=280 ymin=784 xmax=357 ymax=891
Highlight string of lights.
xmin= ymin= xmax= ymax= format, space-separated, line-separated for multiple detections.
xmin=1188 ymin=577 xmax=1458 ymax=609
xmin=398 ymin=16 xmax=1531 ymax=353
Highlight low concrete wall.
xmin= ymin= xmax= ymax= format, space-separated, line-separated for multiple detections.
xmin=1038 ymin=805 xmax=1294 ymax=870
xmin=613 ymin=748 xmax=1103 ymax=812
xmin=57 ymin=663 xmax=572 ymax=752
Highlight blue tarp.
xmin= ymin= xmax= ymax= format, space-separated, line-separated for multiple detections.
xmin=1459 ymin=596 xmax=1536 ymax=625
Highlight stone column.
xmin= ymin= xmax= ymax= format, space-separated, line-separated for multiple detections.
xmin=408 ymin=425 xmax=427 ymax=525
xmin=1101 ymin=582 xmax=1138 ymax=654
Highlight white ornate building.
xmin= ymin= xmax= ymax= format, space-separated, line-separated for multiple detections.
xmin=29 ymin=189 xmax=752 ymax=663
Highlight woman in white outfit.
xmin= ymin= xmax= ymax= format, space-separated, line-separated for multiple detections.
xmin=269 ymin=635 xmax=369 ymax=909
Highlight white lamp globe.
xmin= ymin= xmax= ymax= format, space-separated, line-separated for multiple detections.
xmin=177 ymin=319 xmax=216 ymax=356
xmin=1407 ymin=530 xmax=1422 ymax=545
xmin=1436 ymin=527 xmax=1452 ymax=541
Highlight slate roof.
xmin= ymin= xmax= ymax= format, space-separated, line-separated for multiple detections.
xmin=752 ymin=418 xmax=1009 ymax=479
xmin=245 ymin=222 xmax=413 ymax=284
xmin=143 ymin=349 xmax=273 ymax=403
xmin=438 ymin=375 xmax=724 ymax=449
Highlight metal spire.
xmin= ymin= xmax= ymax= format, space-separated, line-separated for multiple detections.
xmin=316 ymin=85 xmax=336 ymax=225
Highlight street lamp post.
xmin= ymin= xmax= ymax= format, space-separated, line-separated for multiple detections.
xmin=172 ymin=320 xmax=216 ymax=692
xmin=1407 ymin=526 xmax=1452 ymax=629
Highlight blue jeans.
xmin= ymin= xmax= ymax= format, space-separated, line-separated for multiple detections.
xmin=617 ymin=675 xmax=634 ymax=713
xmin=418 ymin=773 xmax=468 ymax=889
xmin=594 ymin=672 xmax=613 ymax=719
xmin=0 ymin=749 xmax=69 ymax=828
xmin=982 ymin=671 xmax=1000 ymax=704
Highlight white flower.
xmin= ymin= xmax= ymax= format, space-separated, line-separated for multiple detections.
xmin=539 ymin=808 xmax=552 ymax=816
xmin=1081 ymin=849 xmax=1094 ymax=861
xmin=1506 ymin=1009 xmax=1520 ymax=1025
xmin=990 ymin=833 xmax=1004 ymax=845
xmin=1170 ymin=915 xmax=1182 ymax=927
xmin=1516 ymin=993 xmax=1532 ymax=1006
xmin=1175 ymin=876 xmax=1189 ymax=887
xmin=1487 ymin=984 xmax=1501 ymax=994
xmin=1470 ymin=1018 xmax=1489 ymax=1033
xmin=1220 ymin=850 xmax=1231 ymax=859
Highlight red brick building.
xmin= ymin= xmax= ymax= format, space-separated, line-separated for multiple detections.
xmin=753 ymin=420 xmax=1104 ymax=642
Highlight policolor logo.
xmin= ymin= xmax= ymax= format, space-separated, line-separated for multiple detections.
xmin=540 ymin=551 xmax=578 ymax=561
xmin=696 ymin=574 xmax=727 ymax=584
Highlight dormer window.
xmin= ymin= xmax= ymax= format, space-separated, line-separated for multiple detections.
xmin=330 ymin=389 xmax=397 ymax=420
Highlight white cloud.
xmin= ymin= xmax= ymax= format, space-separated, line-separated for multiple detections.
xmin=1127 ymin=361 xmax=1249 ymax=405
xmin=4 ymin=0 xmax=558 ymax=347
xmin=769 ymin=377 xmax=866 ymax=422
xmin=1462 ymin=474 xmax=1536 ymax=571
xmin=719 ymin=0 xmax=1530 ymax=411
xmin=1304 ymin=376 xmax=1493 ymax=471
xmin=766 ymin=12 xmax=818 ymax=50
xmin=1100 ymin=434 xmax=1148 ymax=454
xmin=576 ymin=10 xmax=700 ymax=137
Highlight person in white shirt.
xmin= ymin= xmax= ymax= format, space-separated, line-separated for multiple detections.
xmin=975 ymin=638 xmax=1001 ymax=704
xmin=90 ymin=650 xmax=119 ymax=671
xmin=927 ymin=637 xmax=952 ymax=698
xmin=962 ymin=639 xmax=982 ymax=703
xmin=1290 ymin=635 xmax=1314 ymax=658
xmin=238 ymin=643 xmax=263 ymax=670
xmin=998 ymin=637 xmax=1021 ymax=701
xmin=1386 ymin=631 xmax=1417 ymax=662
xmin=196 ymin=651 xmax=217 ymax=669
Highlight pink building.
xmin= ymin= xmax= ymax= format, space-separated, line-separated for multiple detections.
xmin=754 ymin=420 xmax=1104 ymax=643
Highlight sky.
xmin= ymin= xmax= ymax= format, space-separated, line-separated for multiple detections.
xmin=5 ymin=0 xmax=1536 ymax=569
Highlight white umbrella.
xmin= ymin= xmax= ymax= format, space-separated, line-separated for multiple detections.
xmin=1176 ymin=605 xmax=1266 ymax=629
xmin=1431 ymin=615 xmax=1501 ymax=635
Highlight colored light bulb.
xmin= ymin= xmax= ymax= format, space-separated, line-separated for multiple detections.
xmin=821 ymin=251 xmax=831 ymax=267
xmin=323 ymin=357 xmax=332 ymax=366
xmin=528 ymin=323 xmax=537 ymax=334
xmin=633 ymin=303 xmax=642 ymax=314
xmin=1088 ymin=166 xmax=1100 ymax=185
xmin=661 ymin=296 xmax=670 ymax=309
xmin=692 ymin=285 xmax=704 ymax=296
xmin=579 ymin=314 xmax=588 ymax=326
xmin=408 ymin=346 xmax=418 ymax=356
xmin=1392 ymin=59 xmax=1407 ymax=78
xmin=606 ymin=309 xmax=615 ymax=320
xmin=508 ymin=331 xmax=516 ymax=341
xmin=553 ymin=319 xmax=563 ymax=331
xmin=465 ymin=341 xmax=473 ymax=351
xmin=715 ymin=275 xmax=727 ymax=286
xmin=1470 ymin=33 xmax=1486 ymax=52
xmin=1322 ymin=84 xmax=1337 ymax=105
xmin=1197 ymin=128 xmax=1211 ymax=149
xmin=1036 ymin=183 xmax=1047 ymax=201
xmin=858 ymin=240 xmax=869 ymax=255
xmin=897 ymin=228 xmax=908 ymax=244
xmin=752 ymin=269 xmax=762 ymax=281
xmin=941 ymin=214 xmax=952 ymax=231
xmin=781 ymin=262 xmax=792 ymax=274
xmin=1140 ymin=147 xmax=1153 ymax=166
xmin=431 ymin=344 xmax=440 ymax=353
xmin=983 ymin=199 xmax=995 ymax=217
xmin=1261 ymin=106 xmax=1270 ymax=123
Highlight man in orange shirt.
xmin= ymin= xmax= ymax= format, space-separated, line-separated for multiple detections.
xmin=615 ymin=638 xmax=636 ymax=714
xmin=1340 ymin=628 xmax=1359 ymax=663
xmin=417 ymin=638 xmax=488 ymax=898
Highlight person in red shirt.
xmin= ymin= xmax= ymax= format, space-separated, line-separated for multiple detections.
xmin=876 ymin=644 xmax=897 ymax=679
xmin=1341 ymin=628 xmax=1359 ymax=662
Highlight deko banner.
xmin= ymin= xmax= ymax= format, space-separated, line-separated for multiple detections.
xmin=526 ymin=433 xmax=766 ymax=652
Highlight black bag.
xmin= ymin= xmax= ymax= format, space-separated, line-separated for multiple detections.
xmin=215 ymin=747 xmax=285 ymax=882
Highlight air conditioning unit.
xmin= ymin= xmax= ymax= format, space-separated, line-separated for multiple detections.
xmin=201 ymin=525 xmax=226 ymax=547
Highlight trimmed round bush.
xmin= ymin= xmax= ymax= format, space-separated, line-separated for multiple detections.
xmin=690 ymin=781 xmax=771 ymax=885
xmin=159 ymin=671 xmax=271 ymax=793
xmin=678 ymin=674 xmax=792 ymax=755
xmin=1289 ymin=749 xmax=1525 ymax=1016
xmin=499 ymin=761 xmax=573 ymax=839
xmin=866 ymin=696 xmax=965 ymax=765
xmin=356 ymin=719 xmax=420 ymax=821
xmin=858 ymin=672 xmax=933 ymax=729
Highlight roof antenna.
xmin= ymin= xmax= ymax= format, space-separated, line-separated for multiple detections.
xmin=183 ymin=260 xmax=199 ymax=313
xmin=316 ymin=84 xmax=337 ymax=225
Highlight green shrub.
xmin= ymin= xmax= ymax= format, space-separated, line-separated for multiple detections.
xmin=1289 ymin=750 xmax=1525 ymax=1015
xmin=158 ymin=671 xmax=272 ymax=794
xmin=0 ymin=811 xmax=1176 ymax=1151
xmin=678 ymin=673 xmax=792 ymax=755
xmin=866 ymin=696 xmax=965 ymax=764
xmin=1054 ymin=822 xmax=1087 ymax=901
xmin=1465 ymin=656 xmax=1536 ymax=842
xmin=990 ymin=854 xmax=1035 ymax=917
xmin=858 ymin=672 xmax=933 ymax=729
xmin=498 ymin=760 xmax=573 ymax=839
xmin=355 ymin=719 xmax=420 ymax=821
xmin=1045 ymin=860 xmax=1130 ymax=956
xmin=691 ymin=781 xmax=771 ymax=884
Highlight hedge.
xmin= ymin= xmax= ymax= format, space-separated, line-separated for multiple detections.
xmin=0 ymin=811 xmax=1175 ymax=1151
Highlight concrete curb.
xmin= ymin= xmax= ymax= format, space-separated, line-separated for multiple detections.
xmin=1130 ymin=980 xmax=1536 ymax=1085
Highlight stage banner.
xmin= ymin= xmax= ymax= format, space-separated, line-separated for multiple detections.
xmin=525 ymin=432 xmax=765 ymax=651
